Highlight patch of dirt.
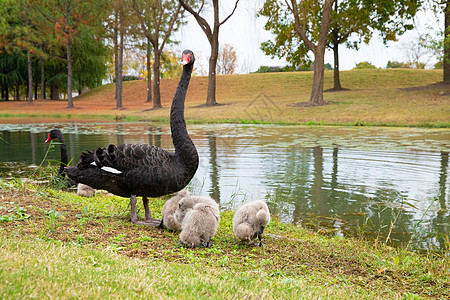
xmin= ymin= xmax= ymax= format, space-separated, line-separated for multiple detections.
xmin=290 ymin=100 xmax=337 ymax=107
xmin=401 ymin=81 xmax=450 ymax=97
xmin=192 ymin=102 xmax=230 ymax=108
xmin=324 ymin=87 xmax=350 ymax=92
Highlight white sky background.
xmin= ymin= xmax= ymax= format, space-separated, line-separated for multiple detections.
xmin=173 ymin=0 xmax=444 ymax=74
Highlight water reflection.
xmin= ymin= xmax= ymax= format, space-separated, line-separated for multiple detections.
xmin=207 ymin=132 xmax=221 ymax=202
xmin=0 ymin=122 xmax=449 ymax=250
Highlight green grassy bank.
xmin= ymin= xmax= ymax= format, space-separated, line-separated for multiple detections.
xmin=0 ymin=177 xmax=448 ymax=299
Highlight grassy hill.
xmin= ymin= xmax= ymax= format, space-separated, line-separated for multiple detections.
xmin=1 ymin=69 xmax=449 ymax=127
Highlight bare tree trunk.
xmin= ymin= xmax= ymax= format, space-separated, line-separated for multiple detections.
xmin=27 ymin=50 xmax=33 ymax=104
xmin=444 ymin=1 xmax=450 ymax=83
xmin=40 ymin=58 xmax=45 ymax=99
xmin=332 ymin=40 xmax=341 ymax=90
xmin=114 ymin=11 xmax=119 ymax=100
xmin=5 ymin=84 xmax=9 ymax=100
xmin=65 ymin=2 xmax=73 ymax=108
xmin=66 ymin=39 xmax=73 ymax=107
xmin=152 ymin=49 xmax=162 ymax=108
xmin=116 ymin=26 xmax=123 ymax=109
xmin=146 ymin=37 xmax=152 ymax=103
xmin=51 ymin=84 xmax=60 ymax=100
xmin=290 ymin=0 xmax=334 ymax=106
xmin=14 ymin=84 xmax=20 ymax=100
xmin=34 ymin=80 xmax=38 ymax=99
xmin=331 ymin=0 xmax=342 ymax=90
xmin=206 ymin=33 xmax=219 ymax=106
xmin=310 ymin=49 xmax=325 ymax=105
xmin=179 ymin=0 xmax=240 ymax=106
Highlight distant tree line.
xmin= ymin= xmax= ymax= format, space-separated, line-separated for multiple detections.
xmin=0 ymin=0 xmax=448 ymax=108
xmin=254 ymin=63 xmax=333 ymax=73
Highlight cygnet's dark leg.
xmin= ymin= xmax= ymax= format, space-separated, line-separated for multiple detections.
xmin=157 ymin=217 xmax=165 ymax=229
xmin=201 ymin=241 xmax=212 ymax=248
xmin=258 ymin=226 xmax=265 ymax=247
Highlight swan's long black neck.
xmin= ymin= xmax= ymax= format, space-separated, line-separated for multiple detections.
xmin=56 ymin=133 xmax=68 ymax=176
xmin=170 ymin=62 xmax=198 ymax=174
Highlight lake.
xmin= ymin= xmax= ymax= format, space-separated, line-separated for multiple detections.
xmin=0 ymin=121 xmax=449 ymax=251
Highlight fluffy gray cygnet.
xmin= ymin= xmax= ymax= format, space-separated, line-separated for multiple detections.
xmin=77 ymin=183 xmax=95 ymax=197
xmin=159 ymin=189 xmax=190 ymax=231
xmin=174 ymin=195 xmax=218 ymax=225
xmin=233 ymin=200 xmax=270 ymax=246
xmin=179 ymin=202 xmax=220 ymax=247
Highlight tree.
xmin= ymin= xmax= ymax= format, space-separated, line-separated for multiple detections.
xmin=29 ymin=0 xmax=108 ymax=108
xmin=445 ymin=1 xmax=449 ymax=82
xmin=132 ymin=0 xmax=186 ymax=109
xmin=160 ymin=50 xmax=183 ymax=78
xmin=104 ymin=0 xmax=131 ymax=109
xmin=179 ymin=0 xmax=240 ymax=106
xmin=386 ymin=61 xmax=409 ymax=68
xmin=71 ymin=25 xmax=109 ymax=92
xmin=260 ymin=0 xmax=421 ymax=90
xmin=217 ymin=43 xmax=238 ymax=75
xmin=0 ymin=0 xmax=41 ymax=103
xmin=0 ymin=52 xmax=27 ymax=100
xmin=353 ymin=61 xmax=377 ymax=69
xmin=433 ymin=0 xmax=450 ymax=82
xmin=261 ymin=0 xmax=334 ymax=106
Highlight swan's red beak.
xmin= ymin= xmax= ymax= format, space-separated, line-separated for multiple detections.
xmin=181 ymin=53 xmax=191 ymax=66
xmin=45 ymin=133 xmax=51 ymax=143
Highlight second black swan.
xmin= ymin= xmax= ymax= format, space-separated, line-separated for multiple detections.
xmin=45 ymin=129 xmax=95 ymax=197
xmin=66 ymin=50 xmax=199 ymax=226
xmin=45 ymin=129 xmax=75 ymax=186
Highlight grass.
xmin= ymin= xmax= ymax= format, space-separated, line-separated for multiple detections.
xmin=0 ymin=176 xmax=449 ymax=299
xmin=0 ymin=69 xmax=448 ymax=127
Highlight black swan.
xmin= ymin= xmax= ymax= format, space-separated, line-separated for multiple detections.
xmin=232 ymin=200 xmax=270 ymax=246
xmin=45 ymin=129 xmax=95 ymax=197
xmin=45 ymin=129 xmax=75 ymax=185
xmin=66 ymin=49 xmax=199 ymax=226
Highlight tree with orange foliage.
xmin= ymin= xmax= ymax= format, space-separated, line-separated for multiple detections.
xmin=217 ymin=44 xmax=237 ymax=75
xmin=29 ymin=0 xmax=108 ymax=108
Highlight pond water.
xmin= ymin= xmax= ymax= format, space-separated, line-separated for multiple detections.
xmin=0 ymin=121 xmax=449 ymax=251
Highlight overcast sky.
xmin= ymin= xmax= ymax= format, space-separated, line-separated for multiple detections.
xmin=173 ymin=1 xmax=444 ymax=74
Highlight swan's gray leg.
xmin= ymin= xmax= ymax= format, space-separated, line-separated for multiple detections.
xmin=130 ymin=195 xmax=139 ymax=224
xmin=143 ymin=196 xmax=152 ymax=220
xmin=142 ymin=196 xmax=162 ymax=227
xmin=128 ymin=195 xmax=161 ymax=227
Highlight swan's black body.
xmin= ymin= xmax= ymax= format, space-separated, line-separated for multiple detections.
xmin=66 ymin=50 xmax=199 ymax=226
xmin=45 ymin=129 xmax=76 ymax=186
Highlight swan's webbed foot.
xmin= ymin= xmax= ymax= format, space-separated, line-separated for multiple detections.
xmin=131 ymin=218 xmax=162 ymax=227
